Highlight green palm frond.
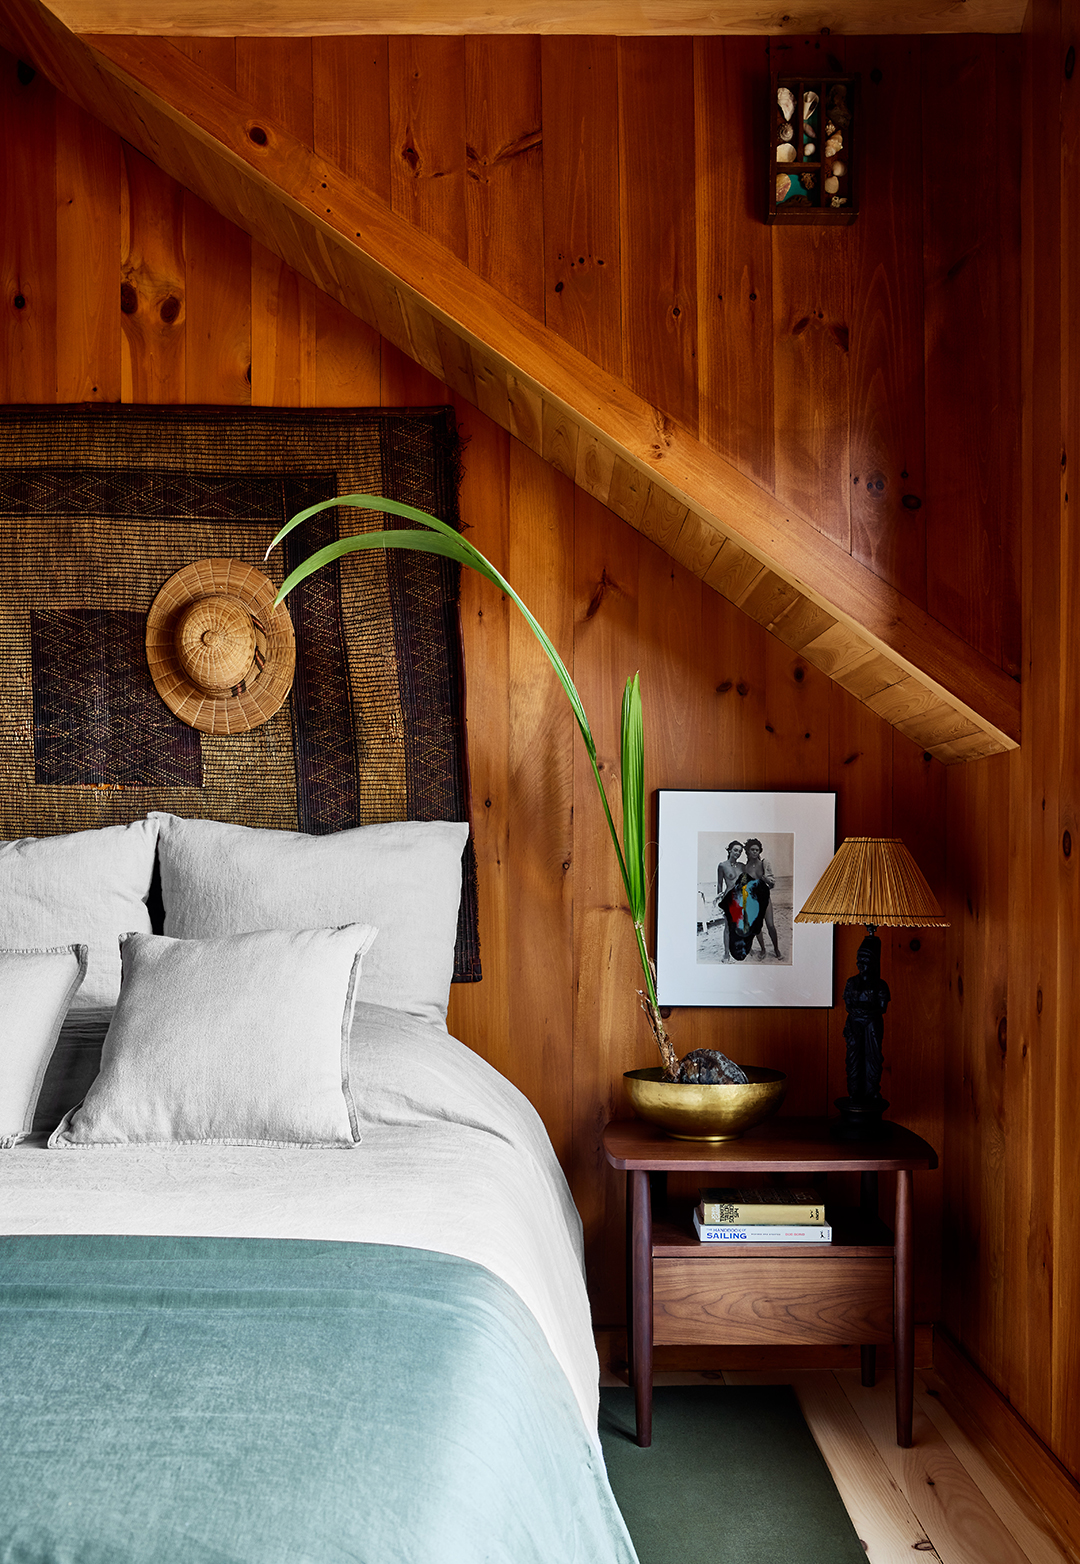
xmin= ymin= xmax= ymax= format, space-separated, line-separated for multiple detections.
xmin=268 ymin=493 xmax=673 ymax=1069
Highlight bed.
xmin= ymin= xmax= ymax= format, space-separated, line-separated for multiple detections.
xmin=0 ymin=814 xmax=637 ymax=1564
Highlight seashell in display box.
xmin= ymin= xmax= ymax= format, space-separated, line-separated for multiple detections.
xmin=769 ymin=72 xmax=857 ymax=224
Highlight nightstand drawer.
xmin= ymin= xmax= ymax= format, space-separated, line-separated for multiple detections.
xmin=652 ymin=1254 xmax=894 ymax=1346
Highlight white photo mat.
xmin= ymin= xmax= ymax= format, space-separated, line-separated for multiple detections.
xmin=655 ymin=789 xmax=836 ymax=1007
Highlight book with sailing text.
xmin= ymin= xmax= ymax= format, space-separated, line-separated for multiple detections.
xmin=693 ymin=1209 xmax=832 ymax=1243
xmin=698 ymin=1186 xmax=826 ymax=1224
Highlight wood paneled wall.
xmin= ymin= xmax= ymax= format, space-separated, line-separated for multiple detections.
xmin=4 ymin=32 xmax=1030 ymax=1348
xmin=936 ymin=0 xmax=1080 ymax=1496
xmin=159 ymin=30 xmax=1021 ymax=680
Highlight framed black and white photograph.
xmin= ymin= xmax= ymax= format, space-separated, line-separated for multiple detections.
xmin=655 ymin=790 xmax=836 ymax=1007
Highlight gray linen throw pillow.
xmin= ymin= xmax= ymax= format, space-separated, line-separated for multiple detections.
xmin=49 ymin=925 xmax=377 ymax=1149
xmin=0 ymin=945 xmax=87 ymax=1147
xmin=152 ymin=813 xmax=469 ymax=1027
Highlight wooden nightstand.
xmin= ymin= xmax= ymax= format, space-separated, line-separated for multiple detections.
xmin=602 ymin=1116 xmax=938 ymax=1448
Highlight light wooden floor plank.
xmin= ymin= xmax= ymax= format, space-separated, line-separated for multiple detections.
xmin=914 ymin=1374 xmax=1074 ymax=1564
xmin=834 ymin=1369 xmax=1041 ymax=1564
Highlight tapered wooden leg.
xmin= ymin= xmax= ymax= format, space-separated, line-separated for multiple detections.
xmin=894 ymin=1168 xmax=914 ymax=1446
xmin=628 ymin=1169 xmax=653 ymax=1447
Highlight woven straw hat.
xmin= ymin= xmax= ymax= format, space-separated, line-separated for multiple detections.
xmin=146 ymin=558 xmax=296 ymax=735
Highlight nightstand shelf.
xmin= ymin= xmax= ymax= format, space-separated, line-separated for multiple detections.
xmin=602 ymin=1116 xmax=938 ymax=1449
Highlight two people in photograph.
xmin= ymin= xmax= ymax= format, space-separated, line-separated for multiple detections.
xmin=715 ymin=838 xmax=783 ymax=962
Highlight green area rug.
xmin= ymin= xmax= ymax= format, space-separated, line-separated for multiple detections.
xmin=599 ymin=1386 xmax=867 ymax=1564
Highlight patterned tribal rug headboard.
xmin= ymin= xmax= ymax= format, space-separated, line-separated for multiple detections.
xmin=0 ymin=404 xmax=479 ymax=982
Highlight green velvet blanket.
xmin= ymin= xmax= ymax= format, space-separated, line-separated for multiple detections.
xmin=0 ymin=1235 xmax=636 ymax=1564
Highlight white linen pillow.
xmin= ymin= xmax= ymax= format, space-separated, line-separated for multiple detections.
xmin=0 ymin=820 xmax=160 ymax=1013
xmin=151 ymin=813 xmax=470 ymax=1026
xmin=0 ymin=945 xmax=88 ymax=1147
xmin=48 ymin=924 xmax=377 ymax=1150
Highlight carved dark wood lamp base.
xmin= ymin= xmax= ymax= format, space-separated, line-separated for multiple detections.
xmin=794 ymin=839 xmax=949 ymax=1142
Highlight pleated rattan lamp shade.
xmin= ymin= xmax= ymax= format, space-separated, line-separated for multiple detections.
xmin=795 ymin=837 xmax=948 ymax=929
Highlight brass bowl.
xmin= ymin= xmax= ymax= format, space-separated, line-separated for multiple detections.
xmin=623 ymin=1066 xmax=787 ymax=1141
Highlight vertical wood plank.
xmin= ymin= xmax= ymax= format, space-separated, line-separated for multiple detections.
xmin=389 ymin=36 xmax=467 ymax=263
xmin=572 ymin=492 xmax=643 ymax=1326
xmin=845 ymin=37 xmax=927 ymax=607
xmin=0 ymin=51 xmax=57 ymax=402
xmin=235 ymin=39 xmax=313 ymax=145
xmin=445 ymin=403 xmax=511 ymax=1075
xmin=541 ymin=36 xmax=623 ymax=378
xmin=183 ymin=191 xmax=251 ymax=406
xmin=55 ymin=94 xmax=120 ymax=403
xmin=250 ymin=241 xmax=317 ymax=407
xmin=617 ymin=37 xmax=698 ymax=434
xmin=378 ymin=336 xmax=445 ymax=408
xmin=695 ymin=35 xmax=775 ymax=492
xmin=1051 ymin=0 xmax=1080 ymax=1475
xmin=890 ymin=733 xmax=947 ymax=1324
xmin=922 ymin=34 xmax=1018 ymax=674
xmin=505 ymin=441 xmax=577 ymax=1163
xmin=172 ymin=36 xmax=236 ymax=88
xmin=313 ymin=289 xmax=382 ymax=407
xmin=312 ymin=38 xmax=391 ymax=203
xmin=119 ymin=144 xmax=185 ymax=403
xmin=1000 ymin=0 xmax=1059 ymax=1450
xmin=464 ymin=36 xmax=544 ymax=319
xmin=769 ymin=36 xmax=851 ymax=550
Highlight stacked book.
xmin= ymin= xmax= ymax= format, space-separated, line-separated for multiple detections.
xmin=693 ymin=1186 xmax=832 ymax=1243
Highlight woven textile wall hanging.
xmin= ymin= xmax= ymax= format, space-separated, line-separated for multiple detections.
xmin=0 ymin=404 xmax=479 ymax=982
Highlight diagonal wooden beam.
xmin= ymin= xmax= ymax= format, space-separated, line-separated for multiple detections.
xmin=0 ymin=0 xmax=1020 ymax=758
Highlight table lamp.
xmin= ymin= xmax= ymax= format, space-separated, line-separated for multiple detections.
xmin=795 ymin=837 xmax=948 ymax=1140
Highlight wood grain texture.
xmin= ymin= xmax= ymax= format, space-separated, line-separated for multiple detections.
xmin=55 ymin=92 xmax=120 ymax=400
xmin=929 ymin=1340 xmax=1080 ymax=1564
xmin=464 ymin=35 xmax=542 ymax=317
xmin=617 ymin=36 xmax=698 ymax=435
xmin=694 ymin=35 xmax=774 ymax=492
xmin=0 ymin=51 xmax=57 ymax=400
xmin=921 ymin=33 xmax=1018 ymax=674
xmin=839 ymin=1368 xmax=1058 ymax=1564
xmin=43 ymin=0 xmax=1031 ymax=34
xmin=504 ymin=438 xmax=577 ymax=1163
xmin=183 ymin=188 xmax=251 ymax=403
xmin=788 ymin=1370 xmax=940 ymax=1564
xmin=541 ymin=36 xmax=622 ymax=378
xmin=236 ymin=36 xmax=311 ymax=140
xmin=916 ymin=1367 xmax=1079 ymax=1564
xmin=119 ymin=142 xmax=185 ymax=401
xmin=1052 ymin=0 xmax=1080 ymax=1484
xmin=250 ymin=239 xmax=317 ymax=405
xmin=652 ymin=1255 xmax=894 ymax=1345
xmin=389 ymin=35 xmax=466 ymax=261
xmin=444 ymin=400 xmax=512 ymax=1076
xmin=312 ymin=37 xmax=390 ymax=202
xmin=4 ymin=20 xmax=1021 ymax=754
xmin=845 ymin=36 xmax=927 ymax=606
